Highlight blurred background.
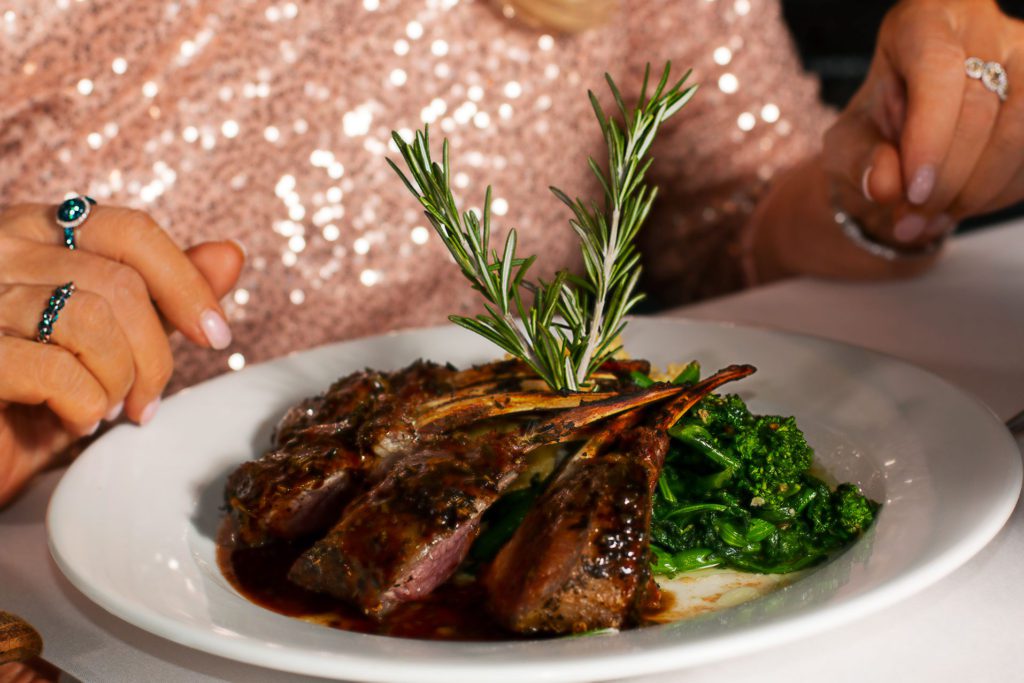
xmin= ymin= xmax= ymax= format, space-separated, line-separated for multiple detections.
xmin=783 ymin=0 xmax=1024 ymax=231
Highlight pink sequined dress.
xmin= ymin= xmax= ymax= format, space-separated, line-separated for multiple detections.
xmin=0 ymin=0 xmax=831 ymax=390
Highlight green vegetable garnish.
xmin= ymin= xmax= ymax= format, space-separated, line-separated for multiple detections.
xmin=652 ymin=384 xmax=879 ymax=576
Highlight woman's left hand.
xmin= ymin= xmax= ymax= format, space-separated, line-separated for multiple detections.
xmin=823 ymin=0 xmax=1024 ymax=248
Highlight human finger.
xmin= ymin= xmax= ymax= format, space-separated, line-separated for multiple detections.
xmin=978 ymin=160 xmax=1024 ymax=215
xmin=949 ymin=51 xmax=1024 ymax=221
xmin=883 ymin=7 xmax=966 ymax=206
xmin=184 ymin=240 xmax=246 ymax=301
xmin=0 ymin=237 xmax=173 ymax=423
xmin=0 ymin=284 xmax=133 ymax=416
xmin=0 ymin=337 xmax=106 ymax=436
xmin=910 ymin=21 xmax=1010 ymax=235
xmin=823 ymin=106 xmax=904 ymax=207
xmin=1 ymin=204 xmax=233 ymax=350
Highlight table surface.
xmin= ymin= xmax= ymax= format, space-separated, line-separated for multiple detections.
xmin=3 ymin=221 xmax=1023 ymax=682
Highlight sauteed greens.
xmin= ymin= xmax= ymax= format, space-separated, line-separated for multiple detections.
xmin=641 ymin=364 xmax=879 ymax=575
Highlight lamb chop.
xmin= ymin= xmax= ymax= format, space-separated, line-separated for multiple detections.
xmin=286 ymin=381 xmax=689 ymax=616
xmin=483 ymin=364 xmax=756 ymax=634
xmin=225 ymin=358 xmax=650 ymax=546
xmin=225 ymin=361 xmax=451 ymax=545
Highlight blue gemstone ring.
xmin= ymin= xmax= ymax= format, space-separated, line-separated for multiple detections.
xmin=55 ymin=195 xmax=96 ymax=250
xmin=37 ymin=282 xmax=76 ymax=344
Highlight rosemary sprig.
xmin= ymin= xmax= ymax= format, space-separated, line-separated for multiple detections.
xmin=552 ymin=64 xmax=696 ymax=386
xmin=386 ymin=131 xmax=563 ymax=387
xmin=389 ymin=63 xmax=696 ymax=392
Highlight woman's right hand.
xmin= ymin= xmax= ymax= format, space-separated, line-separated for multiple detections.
xmin=0 ymin=203 xmax=244 ymax=506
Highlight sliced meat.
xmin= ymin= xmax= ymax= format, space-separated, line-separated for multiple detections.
xmin=227 ymin=357 xmax=655 ymax=548
xmin=484 ymin=365 xmax=756 ymax=634
xmin=226 ymin=361 xmax=459 ymax=546
xmin=483 ymin=422 xmax=663 ymax=633
xmin=226 ymin=422 xmax=367 ymax=545
xmin=272 ymin=370 xmax=385 ymax=448
xmin=288 ymin=382 xmax=689 ymax=616
xmin=288 ymin=437 xmax=521 ymax=615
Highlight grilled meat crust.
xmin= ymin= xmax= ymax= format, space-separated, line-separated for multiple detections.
xmin=484 ymin=426 xmax=665 ymax=633
xmin=225 ymin=361 xmax=460 ymax=546
xmin=225 ymin=358 xmax=651 ymax=548
xmin=286 ymin=382 xmax=686 ymax=618
xmin=483 ymin=365 xmax=756 ymax=634
xmin=288 ymin=437 xmax=521 ymax=615
xmin=225 ymin=422 xmax=367 ymax=545
xmin=224 ymin=357 xmax=751 ymax=633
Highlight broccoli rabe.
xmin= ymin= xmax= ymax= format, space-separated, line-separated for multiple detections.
xmin=643 ymin=364 xmax=879 ymax=577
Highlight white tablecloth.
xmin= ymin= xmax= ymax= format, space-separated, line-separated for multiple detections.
xmin=3 ymin=221 xmax=1023 ymax=682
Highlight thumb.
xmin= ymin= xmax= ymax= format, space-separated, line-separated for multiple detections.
xmin=823 ymin=109 xmax=904 ymax=208
xmin=862 ymin=141 xmax=903 ymax=207
xmin=184 ymin=240 xmax=246 ymax=300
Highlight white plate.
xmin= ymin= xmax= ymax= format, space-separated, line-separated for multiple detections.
xmin=47 ymin=319 xmax=1022 ymax=683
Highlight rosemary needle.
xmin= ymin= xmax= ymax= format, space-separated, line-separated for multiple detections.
xmin=389 ymin=62 xmax=696 ymax=392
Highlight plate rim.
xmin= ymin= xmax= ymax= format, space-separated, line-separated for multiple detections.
xmin=46 ymin=317 xmax=1024 ymax=682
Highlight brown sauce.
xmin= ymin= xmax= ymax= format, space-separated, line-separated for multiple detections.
xmin=217 ymin=518 xmax=673 ymax=641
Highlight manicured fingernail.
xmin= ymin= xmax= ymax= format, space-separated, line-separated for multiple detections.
xmin=861 ymin=166 xmax=875 ymax=202
xmin=926 ymin=213 xmax=955 ymax=238
xmin=105 ymin=401 xmax=124 ymax=422
xmin=140 ymin=398 xmax=161 ymax=426
xmin=228 ymin=238 xmax=248 ymax=261
xmin=893 ymin=213 xmax=927 ymax=242
xmin=85 ymin=421 xmax=101 ymax=436
xmin=907 ymin=165 xmax=936 ymax=205
xmin=200 ymin=310 xmax=232 ymax=350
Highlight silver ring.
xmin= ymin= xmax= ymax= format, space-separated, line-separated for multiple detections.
xmin=37 ymin=282 xmax=76 ymax=344
xmin=55 ymin=194 xmax=96 ymax=250
xmin=966 ymin=57 xmax=1008 ymax=102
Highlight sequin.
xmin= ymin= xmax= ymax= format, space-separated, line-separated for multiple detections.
xmin=360 ymin=269 xmax=381 ymax=287
xmin=406 ymin=20 xmax=424 ymax=39
xmin=1 ymin=0 xmax=831 ymax=393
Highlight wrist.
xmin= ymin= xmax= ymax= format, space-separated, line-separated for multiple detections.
xmin=746 ymin=155 xmax=944 ymax=282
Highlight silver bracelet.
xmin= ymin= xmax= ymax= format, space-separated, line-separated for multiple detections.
xmin=831 ymin=188 xmax=946 ymax=261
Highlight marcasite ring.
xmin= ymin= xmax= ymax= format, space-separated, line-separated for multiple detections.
xmin=966 ymin=57 xmax=1008 ymax=101
xmin=37 ymin=282 xmax=76 ymax=344
xmin=55 ymin=194 xmax=96 ymax=250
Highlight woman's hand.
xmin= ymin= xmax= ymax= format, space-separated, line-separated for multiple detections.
xmin=824 ymin=0 xmax=1024 ymax=247
xmin=0 ymin=203 xmax=244 ymax=506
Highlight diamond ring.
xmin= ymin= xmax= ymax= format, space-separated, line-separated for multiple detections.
xmin=965 ymin=57 xmax=1008 ymax=102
